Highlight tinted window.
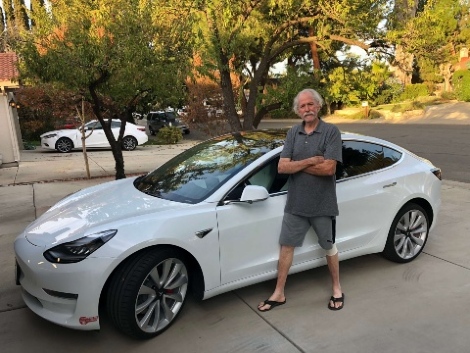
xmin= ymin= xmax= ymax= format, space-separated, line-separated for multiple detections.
xmin=85 ymin=121 xmax=102 ymax=130
xmin=336 ymin=141 xmax=402 ymax=180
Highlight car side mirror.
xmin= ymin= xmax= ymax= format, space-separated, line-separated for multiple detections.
xmin=225 ymin=185 xmax=269 ymax=205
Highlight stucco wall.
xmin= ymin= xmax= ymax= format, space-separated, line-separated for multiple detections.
xmin=0 ymin=93 xmax=21 ymax=167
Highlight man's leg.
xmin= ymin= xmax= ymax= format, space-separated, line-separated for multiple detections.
xmin=326 ymin=252 xmax=343 ymax=309
xmin=258 ymin=245 xmax=294 ymax=311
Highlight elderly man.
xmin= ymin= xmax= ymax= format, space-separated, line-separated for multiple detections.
xmin=258 ymin=88 xmax=344 ymax=312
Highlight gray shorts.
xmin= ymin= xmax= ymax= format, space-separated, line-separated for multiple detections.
xmin=279 ymin=213 xmax=336 ymax=249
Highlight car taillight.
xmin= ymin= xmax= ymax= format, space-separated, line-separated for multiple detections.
xmin=431 ymin=168 xmax=442 ymax=180
xmin=137 ymin=127 xmax=146 ymax=132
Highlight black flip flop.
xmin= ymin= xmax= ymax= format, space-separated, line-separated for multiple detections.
xmin=328 ymin=293 xmax=345 ymax=311
xmin=258 ymin=299 xmax=287 ymax=312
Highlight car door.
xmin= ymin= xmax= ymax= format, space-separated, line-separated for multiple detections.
xmin=84 ymin=121 xmax=108 ymax=147
xmin=335 ymin=140 xmax=404 ymax=250
xmin=216 ymin=156 xmax=326 ymax=285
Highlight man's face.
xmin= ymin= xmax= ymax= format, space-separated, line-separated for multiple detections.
xmin=298 ymin=93 xmax=321 ymax=122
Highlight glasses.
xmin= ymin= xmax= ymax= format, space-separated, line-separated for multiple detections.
xmin=299 ymin=102 xmax=320 ymax=110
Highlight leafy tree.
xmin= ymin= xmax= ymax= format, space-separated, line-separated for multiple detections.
xmin=13 ymin=0 xmax=193 ymax=179
xmin=189 ymin=0 xmax=388 ymax=130
xmin=388 ymin=0 xmax=470 ymax=90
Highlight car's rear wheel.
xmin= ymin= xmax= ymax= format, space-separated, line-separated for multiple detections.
xmin=149 ymin=126 xmax=156 ymax=136
xmin=107 ymin=248 xmax=189 ymax=339
xmin=55 ymin=137 xmax=73 ymax=153
xmin=122 ymin=136 xmax=138 ymax=151
xmin=383 ymin=203 xmax=429 ymax=263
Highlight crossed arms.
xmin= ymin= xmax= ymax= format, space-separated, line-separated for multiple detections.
xmin=278 ymin=156 xmax=337 ymax=176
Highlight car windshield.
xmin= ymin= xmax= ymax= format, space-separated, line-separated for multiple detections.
xmin=134 ymin=130 xmax=286 ymax=204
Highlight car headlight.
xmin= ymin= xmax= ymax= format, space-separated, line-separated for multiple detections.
xmin=43 ymin=229 xmax=117 ymax=264
xmin=42 ymin=133 xmax=58 ymax=139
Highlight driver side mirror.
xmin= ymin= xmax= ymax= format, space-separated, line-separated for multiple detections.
xmin=225 ymin=185 xmax=269 ymax=205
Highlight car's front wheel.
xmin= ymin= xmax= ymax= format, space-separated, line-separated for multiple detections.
xmin=149 ymin=126 xmax=156 ymax=136
xmin=122 ymin=136 xmax=138 ymax=151
xmin=107 ymin=248 xmax=189 ymax=339
xmin=383 ymin=203 xmax=430 ymax=263
xmin=55 ymin=137 xmax=73 ymax=153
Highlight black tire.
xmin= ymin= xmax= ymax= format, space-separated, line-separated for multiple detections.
xmin=149 ymin=126 xmax=156 ymax=136
xmin=382 ymin=203 xmax=429 ymax=263
xmin=55 ymin=137 xmax=73 ymax=153
xmin=122 ymin=136 xmax=138 ymax=151
xmin=107 ymin=248 xmax=189 ymax=339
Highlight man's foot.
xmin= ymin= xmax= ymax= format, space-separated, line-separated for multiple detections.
xmin=328 ymin=293 xmax=344 ymax=311
xmin=257 ymin=298 xmax=286 ymax=312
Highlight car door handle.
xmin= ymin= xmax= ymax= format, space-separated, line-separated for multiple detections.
xmin=383 ymin=182 xmax=397 ymax=188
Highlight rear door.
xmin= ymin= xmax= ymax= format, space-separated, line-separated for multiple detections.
xmin=335 ymin=140 xmax=404 ymax=250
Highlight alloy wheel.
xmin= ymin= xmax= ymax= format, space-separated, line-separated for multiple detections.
xmin=135 ymin=258 xmax=188 ymax=334
xmin=392 ymin=208 xmax=428 ymax=260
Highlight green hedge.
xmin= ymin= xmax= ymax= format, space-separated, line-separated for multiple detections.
xmin=399 ymin=83 xmax=429 ymax=101
xmin=453 ymin=70 xmax=470 ymax=102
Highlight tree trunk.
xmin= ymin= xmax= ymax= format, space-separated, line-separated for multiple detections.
xmin=88 ymin=72 xmax=126 ymax=179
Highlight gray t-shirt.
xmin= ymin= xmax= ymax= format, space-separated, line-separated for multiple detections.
xmin=280 ymin=120 xmax=342 ymax=217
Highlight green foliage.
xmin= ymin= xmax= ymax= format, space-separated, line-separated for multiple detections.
xmin=262 ymin=64 xmax=317 ymax=119
xmin=399 ymin=84 xmax=429 ymax=101
xmin=13 ymin=0 xmax=192 ymax=112
xmin=452 ymin=70 xmax=470 ymax=102
xmin=375 ymin=79 xmax=404 ymax=105
xmin=387 ymin=0 xmax=470 ymax=84
xmin=157 ymin=126 xmax=183 ymax=144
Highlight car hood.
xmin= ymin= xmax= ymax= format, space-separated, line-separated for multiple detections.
xmin=23 ymin=178 xmax=192 ymax=247
xmin=40 ymin=129 xmax=79 ymax=138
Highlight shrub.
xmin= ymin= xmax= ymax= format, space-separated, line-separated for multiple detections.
xmin=368 ymin=110 xmax=383 ymax=119
xmin=452 ymin=70 xmax=470 ymax=102
xmin=391 ymin=101 xmax=425 ymax=113
xmin=399 ymin=83 xmax=429 ymax=101
xmin=440 ymin=91 xmax=457 ymax=100
xmin=157 ymin=126 xmax=182 ymax=144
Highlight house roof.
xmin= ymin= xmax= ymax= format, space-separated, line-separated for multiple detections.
xmin=0 ymin=52 xmax=19 ymax=82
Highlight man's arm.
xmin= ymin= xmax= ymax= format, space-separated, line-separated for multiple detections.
xmin=303 ymin=159 xmax=337 ymax=176
xmin=278 ymin=156 xmax=325 ymax=174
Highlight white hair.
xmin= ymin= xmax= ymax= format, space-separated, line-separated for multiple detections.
xmin=293 ymin=88 xmax=324 ymax=115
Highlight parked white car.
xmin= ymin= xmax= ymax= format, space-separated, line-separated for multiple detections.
xmin=15 ymin=130 xmax=441 ymax=339
xmin=40 ymin=119 xmax=148 ymax=153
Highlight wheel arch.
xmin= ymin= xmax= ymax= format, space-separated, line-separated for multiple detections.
xmin=99 ymin=244 xmax=205 ymax=310
xmin=404 ymin=197 xmax=434 ymax=226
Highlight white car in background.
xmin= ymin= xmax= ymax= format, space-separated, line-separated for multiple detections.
xmin=40 ymin=119 xmax=148 ymax=153
xmin=15 ymin=130 xmax=441 ymax=339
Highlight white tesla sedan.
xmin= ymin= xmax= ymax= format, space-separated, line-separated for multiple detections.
xmin=14 ymin=130 xmax=441 ymax=339
xmin=40 ymin=119 xmax=148 ymax=153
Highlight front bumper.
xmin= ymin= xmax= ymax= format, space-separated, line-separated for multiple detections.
xmin=14 ymin=237 xmax=115 ymax=331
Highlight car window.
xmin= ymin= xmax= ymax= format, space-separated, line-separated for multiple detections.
xmin=225 ymin=156 xmax=289 ymax=200
xmin=85 ymin=121 xmax=102 ymax=130
xmin=336 ymin=141 xmax=402 ymax=180
xmin=110 ymin=121 xmax=121 ymax=129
